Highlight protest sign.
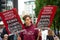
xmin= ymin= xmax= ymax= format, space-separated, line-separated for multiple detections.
xmin=36 ymin=5 xmax=57 ymax=29
xmin=0 ymin=8 xmax=23 ymax=34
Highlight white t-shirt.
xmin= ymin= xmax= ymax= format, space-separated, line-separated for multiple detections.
xmin=42 ymin=30 xmax=48 ymax=40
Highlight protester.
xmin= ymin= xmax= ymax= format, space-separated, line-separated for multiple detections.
xmin=1 ymin=21 xmax=14 ymax=40
xmin=0 ymin=21 xmax=4 ymax=40
xmin=46 ymin=29 xmax=54 ymax=40
xmin=52 ymin=31 xmax=59 ymax=40
xmin=3 ymin=34 xmax=8 ymax=40
xmin=17 ymin=15 xmax=42 ymax=40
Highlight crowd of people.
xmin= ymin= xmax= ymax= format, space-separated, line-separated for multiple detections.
xmin=0 ymin=15 xmax=59 ymax=40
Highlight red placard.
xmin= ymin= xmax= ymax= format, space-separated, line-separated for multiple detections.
xmin=0 ymin=8 xmax=24 ymax=34
xmin=36 ymin=5 xmax=57 ymax=29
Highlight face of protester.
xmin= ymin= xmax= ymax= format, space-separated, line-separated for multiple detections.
xmin=25 ymin=17 xmax=31 ymax=26
xmin=0 ymin=25 xmax=5 ymax=29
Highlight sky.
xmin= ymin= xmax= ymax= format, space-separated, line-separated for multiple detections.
xmin=18 ymin=0 xmax=30 ymax=15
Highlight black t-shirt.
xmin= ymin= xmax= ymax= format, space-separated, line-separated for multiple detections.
xmin=46 ymin=35 xmax=54 ymax=40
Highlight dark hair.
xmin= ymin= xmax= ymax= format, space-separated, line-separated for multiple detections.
xmin=23 ymin=15 xmax=31 ymax=21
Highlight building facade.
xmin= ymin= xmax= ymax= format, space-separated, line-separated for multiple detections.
xmin=0 ymin=0 xmax=18 ymax=12
xmin=24 ymin=0 xmax=37 ymax=24
xmin=0 ymin=0 xmax=18 ymax=21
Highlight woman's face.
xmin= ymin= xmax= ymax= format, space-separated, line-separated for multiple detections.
xmin=25 ymin=17 xmax=31 ymax=26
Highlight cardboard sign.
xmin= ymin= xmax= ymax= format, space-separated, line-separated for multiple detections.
xmin=36 ymin=5 xmax=57 ymax=29
xmin=0 ymin=8 xmax=23 ymax=34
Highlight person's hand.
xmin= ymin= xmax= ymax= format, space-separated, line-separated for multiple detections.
xmin=38 ymin=29 xmax=42 ymax=36
xmin=38 ymin=31 xmax=42 ymax=36
xmin=37 ymin=31 xmax=42 ymax=40
xmin=17 ymin=36 xmax=21 ymax=40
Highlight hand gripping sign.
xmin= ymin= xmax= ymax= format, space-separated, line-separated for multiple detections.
xmin=0 ymin=8 xmax=23 ymax=35
xmin=36 ymin=5 xmax=57 ymax=30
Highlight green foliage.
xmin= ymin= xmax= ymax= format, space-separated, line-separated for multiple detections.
xmin=35 ymin=0 xmax=46 ymax=17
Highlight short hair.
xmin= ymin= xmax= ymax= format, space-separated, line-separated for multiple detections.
xmin=23 ymin=15 xmax=31 ymax=21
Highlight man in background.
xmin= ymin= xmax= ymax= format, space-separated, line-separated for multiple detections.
xmin=0 ymin=21 xmax=14 ymax=40
xmin=0 ymin=21 xmax=4 ymax=40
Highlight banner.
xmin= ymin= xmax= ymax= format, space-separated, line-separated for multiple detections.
xmin=36 ymin=5 xmax=57 ymax=29
xmin=0 ymin=8 xmax=23 ymax=34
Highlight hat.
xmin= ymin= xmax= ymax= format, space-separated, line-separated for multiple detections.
xmin=0 ymin=21 xmax=4 ymax=25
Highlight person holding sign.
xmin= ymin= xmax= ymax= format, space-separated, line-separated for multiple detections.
xmin=17 ymin=15 xmax=42 ymax=40
xmin=1 ymin=23 xmax=14 ymax=40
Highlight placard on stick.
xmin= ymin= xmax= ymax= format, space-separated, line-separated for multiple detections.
xmin=36 ymin=5 xmax=57 ymax=29
xmin=0 ymin=8 xmax=23 ymax=34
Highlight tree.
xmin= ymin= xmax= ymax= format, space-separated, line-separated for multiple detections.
xmin=35 ymin=0 xmax=46 ymax=17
